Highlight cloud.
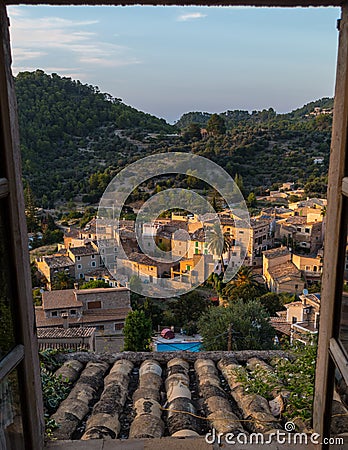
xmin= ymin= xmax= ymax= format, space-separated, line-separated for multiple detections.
xmin=177 ymin=12 xmax=207 ymax=22
xmin=8 ymin=10 xmax=140 ymax=73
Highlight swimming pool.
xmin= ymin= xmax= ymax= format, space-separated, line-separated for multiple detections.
xmin=155 ymin=341 xmax=202 ymax=352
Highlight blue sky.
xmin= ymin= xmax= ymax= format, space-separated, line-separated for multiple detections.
xmin=8 ymin=5 xmax=340 ymax=123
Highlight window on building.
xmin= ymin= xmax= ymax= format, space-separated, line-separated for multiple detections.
xmin=292 ymin=317 xmax=297 ymax=324
xmin=70 ymin=309 xmax=77 ymax=316
xmin=91 ymin=261 xmax=96 ymax=267
xmin=76 ymin=256 xmax=81 ymax=261
xmin=95 ymin=325 xmax=104 ymax=331
xmin=77 ymin=264 xmax=82 ymax=269
xmin=91 ymin=254 xmax=95 ymax=259
xmin=51 ymin=311 xmax=58 ymax=317
xmin=87 ymin=301 xmax=102 ymax=309
xmin=115 ymin=322 xmax=124 ymax=331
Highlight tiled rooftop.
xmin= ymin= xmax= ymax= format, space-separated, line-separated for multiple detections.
xmin=37 ymin=327 xmax=95 ymax=339
xmin=42 ymin=289 xmax=82 ymax=310
xmin=268 ymin=262 xmax=302 ymax=282
xmin=46 ymin=350 xmax=299 ymax=442
xmin=263 ymin=246 xmax=290 ymax=259
xmin=69 ymin=245 xmax=98 ymax=256
xmin=43 ymin=255 xmax=75 ymax=268
xmin=43 ymin=350 xmax=348 ymax=449
xmin=36 ymin=308 xmax=130 ymax=328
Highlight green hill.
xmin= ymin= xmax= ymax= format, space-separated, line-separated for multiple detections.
xmin=15 ymin=70 xmax=175 ymax=206
xmin=15 ymin=70 xmax=332 ymax=208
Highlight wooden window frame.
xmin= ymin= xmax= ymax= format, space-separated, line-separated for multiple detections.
xmin=1 ymin=1 xmax=348 ymax=448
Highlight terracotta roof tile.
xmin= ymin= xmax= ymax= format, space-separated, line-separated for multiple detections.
xmin=42 ymin=289 xmax=82 ymax=310
xmin=46 ymin=350 xmax=305 ymax=442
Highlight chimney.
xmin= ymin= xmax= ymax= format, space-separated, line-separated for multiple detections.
xmin=62 ymin=313 xmax=69 ymax=329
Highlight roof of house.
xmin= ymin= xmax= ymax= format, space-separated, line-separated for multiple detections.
xmin=127 ymin=252 xmax=162 ymax=266
xmin=46 ymin=349 xmax=295 ymax=442
xmin=68 ymin=244 xmax=98 ymax=256
xmin=42 ymin=289 xmax=82 ymax=310
xmin=190 ymin=228 xmax=206 ymax=242
xmin=37 ymin=327 xmax=96 ymax=339
xmin=76 ymin=287 xmax=129 ymax=296
xmin=268 ymin=262 xmax=302 ymax=283
xmin=84 ymin=267 xmax=116 ymax=279
xmin=42 ymin=255 xmax=75 ymax=269
xmin=270 ymin=317 xmax=292 ymax=336
xmin=263 ymin=246 xmax=290 ymax=259
xmin=64 ymin=228 xmax=80 ymax=238
xmin=35 ymin=307 xmax=130 ymax=328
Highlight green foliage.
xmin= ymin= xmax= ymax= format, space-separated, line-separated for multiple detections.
xmin=123 ymin=310 xmax=152 ymax=352
xmin=24 ymin=182 xmax=39 ymax=232
xmin=39 ymin=349 xmax=71 ymax=439
xmin=258 ymin=292 xmax=285 ymax=316
xmin=51 ymin=272 xmax=75 ymax=290
xmin=80 ymin=280 xmax=111 ymax=289
xmin=206 ymin=113 xmax=226 ymax=135
xmin=198 ymin=299 xmax=275 ymax=351
xmin=16 ymin=70 xmax=174 ymax=205
xmin=168 ymin=291 xmax=209 ymax=328
xmin=223 ymin=266 xmax=266 ymax=302
xmin=182 ymin=122 xmax=202 ymax=141
xmin=234 ymin=339 xmax=318 ymax=426
xmin=247 ymin=192 xmax=257 ymax=208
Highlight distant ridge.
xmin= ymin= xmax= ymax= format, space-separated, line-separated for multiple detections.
xmin=175 ymin=97 xmax=334 ymax=129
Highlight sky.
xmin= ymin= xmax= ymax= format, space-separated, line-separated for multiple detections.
xmin=7 ymin=5 xmax=340 ymax=124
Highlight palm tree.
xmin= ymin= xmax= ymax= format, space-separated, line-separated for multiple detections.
xmin=223 ymin=265 xmax=263 ymax=297
xmin=207 ymin=223 xmax=232 ymax=274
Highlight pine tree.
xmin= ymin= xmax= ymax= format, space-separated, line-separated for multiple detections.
xmin=24 ymin=183 xmax=39 ymax=232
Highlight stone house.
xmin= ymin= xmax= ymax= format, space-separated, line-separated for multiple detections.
xmin=285 ymin=293 xmax=320 ymax=344
xmin=67 ymin=243 xmax=103 ymax=280
xmin=36 ymin=255 xmax=75 ymax=289
xmin=37 ymin=327 xmax=96 ymax=352
xmin=263 ymin=246 xmax=304 ymax=294
xmin=35 ymin=287 xmax=131 ymax=352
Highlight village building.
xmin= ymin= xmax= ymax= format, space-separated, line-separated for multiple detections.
xmin=276 ymin=216 xmax=323 ymax=253
xmin=292 ymin=252 xmax=323 ymax=285
xmin=35 ymin=287 xmax=131 ymax=352
xmin=263 ymin=246 xmax=304 ymax=294
xmin=36 ymin=255 xmax=75 ymax=289
xmin=37 ymin=327 xmax=96 ymax=352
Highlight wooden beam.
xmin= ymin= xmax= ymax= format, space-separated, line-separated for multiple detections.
xmin=4 ymin=0 xmax=346 ymax=7
xmin=0 ymin=5 xmax=44 ymax=449
xmin=313 ymin=3 xmax=348 ymax=442
xmin=0 ymin=178 xmax=9 ymax=198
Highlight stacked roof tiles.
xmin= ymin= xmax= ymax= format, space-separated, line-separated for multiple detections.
xmin=47 ymin=351 xmax=348 ymax=441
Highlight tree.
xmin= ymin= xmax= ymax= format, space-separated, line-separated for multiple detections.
xmin=51 ymin=272 xmax=75 ymax=290
xmin=123 ymin=310 xmax=152 ymax=352
xmin=198 ymin=299 xmax=275 ymax=351
xmin=168 ymin=292 xmax=209 ymax=328
xmin=182 ymin=123 xmax=202 ymax=141
xmin=206 ymin=113 xmax=226 ymax=135
xmin=234 ymin=173 xmax=245 ymax=196
xmin=24 ymin=182 xmax=39 ymax=232
xmin=207 ymin=223 xmax=232 ymax=274
xmin=258 ymin=292 xmax=285 ymax=316
xmin=247 ymin=192 xmax=257 ymax=208
xmin=81 ymin=280 xmax=111 ymax=289
xmin=223 ymin=266 xmax=266 ymax=302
